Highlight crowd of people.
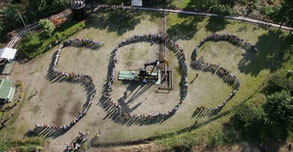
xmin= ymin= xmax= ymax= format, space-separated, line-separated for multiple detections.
xmin=65 ymin=131 xmax=87 ymax=152
xmin=99 ymin=33 xmax=188 ymax=125
xmin=31 ymin=32 xmax=255 ymax=130
xmin=193 ymin=33 xmax=257 ymax=60
xmin=87 ymin=6 xmax=256 ymax=117
xmin=190 ymin=33 xmax=258 ymax=115
xmin=32 ymin=39 xmax=103 ymax=135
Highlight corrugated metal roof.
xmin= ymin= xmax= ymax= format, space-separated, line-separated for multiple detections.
xmin=0 ymin=79 xmax=14 ymax=100
xmin=0 ymin=47 xmax=17 ymax=60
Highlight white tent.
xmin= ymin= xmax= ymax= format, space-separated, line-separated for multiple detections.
xmin=0 ymin=47 xmax=17 ymax=60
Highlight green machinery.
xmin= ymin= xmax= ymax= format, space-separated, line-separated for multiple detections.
xmin=118 ymin=60 xmax=164 ymax=85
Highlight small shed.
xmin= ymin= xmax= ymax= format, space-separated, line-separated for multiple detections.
xmin=0 ymin=79 xmax=15 ymax=103
xmin=131 ymin=0 xmax=143 ymax=6
xmin=0 ymin=47 xmax=17 ymax=61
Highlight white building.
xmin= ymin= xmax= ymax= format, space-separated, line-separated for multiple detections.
xmin=131 ymin=0 xmax=143 ymax=7
xmin=0 ymin=47 xmax=17 ymax=61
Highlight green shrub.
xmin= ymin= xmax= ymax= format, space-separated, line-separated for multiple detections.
xmin=39 ymin=19 xmax=56 ymax=36
xmin=0 ymin=138 xmax=45 ymax=152
xmin=212 ymin=5 xmax=235 ymax=16
xmin=263 ymin=90 xmax=293 ymax=127
xmin=268 ymin=0 xmax=275 ymax=4
xmin=231 ymin=103 xmax=265 ymax=140
xmin=264 ymin=73 xmax=293 ymax=94
xmin=55 ymin=32 xmax=62 ymax=39
xmin=261 ymin=6 xmax=281 ymax=19
xmin=18 ymin=20 xmax=86 ymax=58
xmin=235 ymin=0 xmax=249 ymax=5
xmin=0 ymin=4 xmax=22 ymax=35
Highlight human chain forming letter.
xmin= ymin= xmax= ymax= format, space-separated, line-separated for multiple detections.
xmin=31 ymin=33 xmax=257 ymax=137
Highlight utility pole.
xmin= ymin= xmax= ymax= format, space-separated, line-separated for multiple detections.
xmin=17 ymin=9 xmax=33 ymax=35
xmin=17 ymin=9 xmax=27 ymax=29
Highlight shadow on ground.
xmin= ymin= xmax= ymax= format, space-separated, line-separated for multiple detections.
xmin=205 ymin=17 xmax=229 ymax=33
xmin=96 ymin=48 xmax=175 ymax=126
xmin=167 ymin=14 xmax=229 ymax=42
xmin=98 ymin=80 xmax=175 ymax=127
xmin=167 ymin=17 xmax=204 ymax=41
xmin=85 ymin=10 xmax=143 ymax=36
xmin=117 ymin=81 xmax=154 ymax=113
xmin=238 ymin=30 xmax=293 ymax=76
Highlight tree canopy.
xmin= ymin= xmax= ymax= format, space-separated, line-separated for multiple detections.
xmin=263 ymin=90 xmax=293 ymax=127
xmin=0 ymin=0 xmax=70 ymax=36
xmin=39 ymin=19 xmax=56 ymax=36
xmin=0 ymin=5 xmax=21 ymax=34
xmin=231 ymin=103 xmax=265 ymax=140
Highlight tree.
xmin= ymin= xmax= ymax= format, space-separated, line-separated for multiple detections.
xmin=231 ymin=103 xmax=265 ymax=140
xmin=25 ymin=0 xmax=70 ymax=22
xmin=212 ymin=4 xmax=235 ymax=16
xmin=39 ymin=19 xmax=56 ymax=36
xmin=30 ymin=0 xmax=47 ymax=11
xmin=275 ymin=0 xmax=293 ymax=26
xmin=0 ymin=5 xmax=22 ymax=34
xmin=265 ymin=73 xmax=293 ymax=94
xmin=263 ymin=90 xmax=293 ymax=127
xmin=283 ymin=0 xmax=293 ymax=26
xmin=53 ymin=0 xmax=70 ymax=7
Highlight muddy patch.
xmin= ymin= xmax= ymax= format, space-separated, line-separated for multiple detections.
xmin=70 ymin=101 xmax=82 ymax=117
xmin=31 ymin=105 xmax=40 ymax=114
xmin=52 ymin=106 xmax=65 ymax=126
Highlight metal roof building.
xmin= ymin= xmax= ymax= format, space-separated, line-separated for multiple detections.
xmin=0 ymin=79 xmax=15 ymax=102
xmin=132 ymin=0 xmax=143 ymax=6
xmin=0 ymin=47 xmax=17 ymax=60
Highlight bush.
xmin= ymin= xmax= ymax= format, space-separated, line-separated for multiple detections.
xmin=212 ymin=4 xmax=235 ymax=16
xmin=231 ymin=103 xmax=265 ymax=140
xmin=262 ymin=6 xmax=274 ymax=16
xmin=16 ymin=81 xmax=24 ymax=103
xmin=18 ymin=20 xmax=86 ymax=58
xmin=261 ymin=6 xmax=281 ymax=19
xmin=0 ymin=0 xmax=70 ymax=38
xmin=55 ymin=32 xmax=62 ymax=39
xmin=263 ymin=90 xmax=293 ymax=127
xmin=264 ymin=73 xmax=293 ymax=94
xmin=235 ymin=0 xmax=249 ymax=5
xmin=39 ymin=19 xmax=56 ymax=36
xmin=25 ymin=0 xmax=70 ymax=22
xmin=0 ymin=4 xmax=22 ymax=35
xmin=0 ymin=138 xmax=45 ymax=152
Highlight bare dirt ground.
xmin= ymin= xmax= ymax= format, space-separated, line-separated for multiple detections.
xmin=8 ymin=12 xmax=200 ymax=151
xmin=111 ymin=43 xmax=180 ymax=115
